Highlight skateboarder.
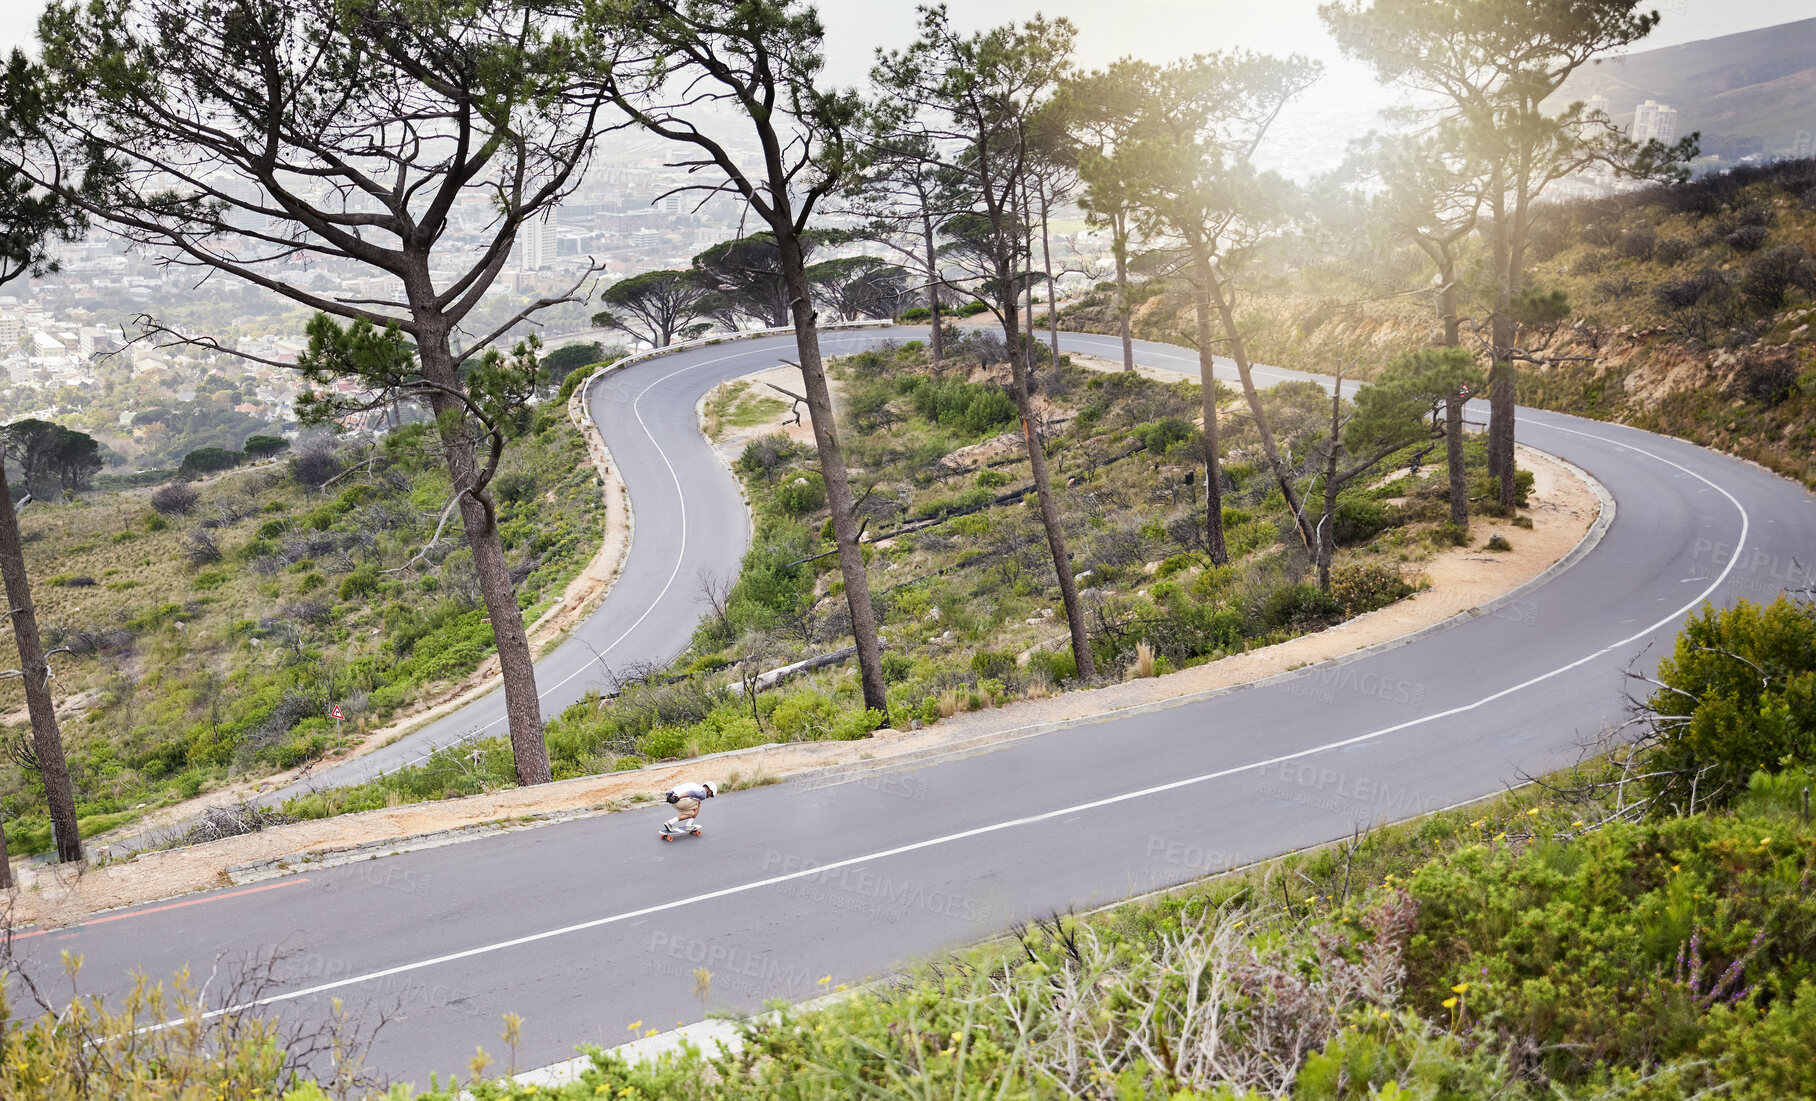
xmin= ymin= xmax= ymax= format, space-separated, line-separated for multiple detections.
xmin=661 ymin=780 xmax=717 ymax=838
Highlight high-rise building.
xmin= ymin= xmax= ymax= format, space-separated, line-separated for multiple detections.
xmin=517 ymin=209 xmax=559 ymax=272
xmin=1631 ymin=100 xmax=1679 ymax=145
xmin=663 ymin=193 xmax=682 ymax=215
xmin=1585 ymin=93 xmax=1611 ymax=120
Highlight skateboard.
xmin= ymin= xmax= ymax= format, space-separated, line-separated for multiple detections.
xmin=659 ymin=825 xmax=703 ymax=841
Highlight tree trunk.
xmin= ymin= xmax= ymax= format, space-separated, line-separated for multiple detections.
xmin=1487 ymin=167 xmax=1516 ymax=501
xmin=1187 ymin=242 xmax=1229 ymax=565
xmin=1114 ymin=217 xmax=1134 ymax=372
xmin=1039 ymin=185 xmax=1062 ymax=389
xmin=779 ymin=242 xmax=891 ymax=715
xmin=0 ymin=816 xmax=11 ymax=888
xmin=922 ymin=210 xmax=943 ymax=361
xmin=1204 ymin=264 xmax=1315 ymax=551
xmin=1003 ymin=291 xmax=1095 ymax=682
xmin=0 ymin=460 xmax=83 ymax=864
xmin=1318 ymin=380 xmax=1341 ymax=592
xmin=1494 ymin=185 xmax=1531 ymax=511
xmin=1445 ymin=391 xmax=1468 ymax=529
xmin=417 ymin=334 xmax=550 ymax=786
xmin=1438 ymin=258 xmax=1469 ymax=532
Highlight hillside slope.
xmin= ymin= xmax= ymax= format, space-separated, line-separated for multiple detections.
xmin=1555 ymin=17 xmax=1816 ymax=161
xmin=1059 ymin=159 xmax=1816 ymax=490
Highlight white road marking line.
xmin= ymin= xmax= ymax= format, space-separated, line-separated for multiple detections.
xmin=175 ymin=420 xmax=1747 ymax=1026
xmin=381 ymin=336 xmax=874 ymax=770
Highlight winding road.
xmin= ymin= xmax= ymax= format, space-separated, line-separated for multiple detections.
xmin=12 ymin=328 xmax=1816 ymax=1089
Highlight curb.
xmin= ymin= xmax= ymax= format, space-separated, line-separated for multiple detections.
xmin=498 ymin=987 xmax=863 ymax=1092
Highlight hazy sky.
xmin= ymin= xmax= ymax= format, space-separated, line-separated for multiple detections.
xmin=6 ymin=0 xmax=1814 ymax=65
xmin=4 ymin=0 xmax=1812 ymax=159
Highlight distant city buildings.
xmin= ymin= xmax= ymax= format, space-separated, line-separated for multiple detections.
xmin=1585 ymin=93 xmax=1611 ymax=120
xmin=1632 ymin=100 xmax=1679 ymax=145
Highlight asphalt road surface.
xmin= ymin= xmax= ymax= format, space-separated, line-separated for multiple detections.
xmin=14 ymin=328 xmax=1815 ymax=1089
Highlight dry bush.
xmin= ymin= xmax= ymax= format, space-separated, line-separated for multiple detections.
xmin=180 ymin=529 xmax=223 ymax=566
xmin=1000 ymin=892 xmax=1418 ymax=1097
xmin=150 ymin=482 xmax=201 ymax=516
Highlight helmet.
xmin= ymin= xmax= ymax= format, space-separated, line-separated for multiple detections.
xmin=702 ymin=780 xmax=719 ymax=796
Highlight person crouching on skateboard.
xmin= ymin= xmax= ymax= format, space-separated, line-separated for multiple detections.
xmin=661 ymin=780 xmax=717 ymax=838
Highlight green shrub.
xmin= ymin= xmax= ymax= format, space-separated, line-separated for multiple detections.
xmin=1334 ymin=497 xmax=1395 ymax=545
xmin=1329 ymin=562 xmax=1412 ymax=616
xmin=492 ymin=471 xmax=537 ymax=505
xmin=337 ymin=564 xmax=382 ymax=601
xmin=1640 ymin=595 xmax=1816 ymax=808
xmin=832 ymin=708 xmax=885 ymax=740
xmin=975 ymin=469 xmax=1010 ymax=489
xmin=1030 ymin=648 xmax=1078 ymax=685
xmin=770 ymin=693 xmax=838 ymax=739
xmin=881 ymin=652 xmax=913 ymax=683
xmin=1132 ymin=416 xmax=1195 ymax=455
xmin=970 ymin=648 xmax=1017 ymax=682
xmin=1154 ymin=553 xmax=1198 ymax=579
xmin=1264 ymin=582 xmax=1340 ymax=629
xmin=774 ymin=473 xmax=827 ymax=516
xmin=895 ymin=375 xmax=1017 ymax=436
xmin=899 ymin=305 xmax=931 ymax=322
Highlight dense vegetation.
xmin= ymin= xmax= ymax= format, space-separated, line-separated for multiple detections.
xmin=0 ymin=411 xmax=605 ymax=853
xmin=283 ymin=337 xmax=1519 ymax=821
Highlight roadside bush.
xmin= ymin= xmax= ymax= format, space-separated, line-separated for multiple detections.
xmin=1638 ymin=594 xmax=1816 ymax=808
xmin=1333 ymin=497 xmax=1394 ymax=545
xmin=1263 ymin=582 xmax=1340 ymax=630
xmin=736 ymin=434 xmax=798 ymax=479
xmin=1329 ymin=562 xmax=1411 ymax=616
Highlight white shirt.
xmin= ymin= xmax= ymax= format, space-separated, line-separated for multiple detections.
xmin=669 ymin=782 xmax=712 ymax=801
